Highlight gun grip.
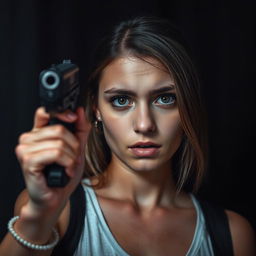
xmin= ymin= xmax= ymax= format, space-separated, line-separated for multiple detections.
xmin=45 ymin=164 xmax=69 ymax=187
xmin=44 ymin=118 xmax=75 ymax=187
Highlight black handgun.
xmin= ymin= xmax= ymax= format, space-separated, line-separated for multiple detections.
xmin=39 ymin=60 xmax=80 ymax=187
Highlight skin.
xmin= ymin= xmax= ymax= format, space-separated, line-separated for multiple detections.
xmin=95 ymin=56 xmax=184 ymax=205
xmin=92 ymin=56 xmax=197 ymax=255
xmin=0 ymin=55 xmax=255 ymax=256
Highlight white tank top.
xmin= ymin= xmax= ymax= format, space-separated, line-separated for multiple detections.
xmin=74 ymin=179 xmax=214 ymax=256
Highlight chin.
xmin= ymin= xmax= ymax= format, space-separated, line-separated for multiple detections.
xmin=126 ymin=158 xmax=169 ymax=173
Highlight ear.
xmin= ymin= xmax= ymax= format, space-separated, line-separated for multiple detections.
xmin=96 ymin=110 xmax=102 ymax=121
xmin=94 ymin=107 xmax=102 ymax=121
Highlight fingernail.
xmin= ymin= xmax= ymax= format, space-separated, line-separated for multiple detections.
xmin=67 ymin=112 xmax=77 ymax=119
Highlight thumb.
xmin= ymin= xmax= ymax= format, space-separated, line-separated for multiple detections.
xmin=33 ymin=107 xmax=50 ymax=129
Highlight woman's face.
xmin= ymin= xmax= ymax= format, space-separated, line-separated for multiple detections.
xmin=96 ymin=56 xmax=183 ymax=173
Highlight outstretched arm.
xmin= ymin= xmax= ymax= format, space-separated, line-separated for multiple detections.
xmin=0 ymin=107 xmax=90 ymax=256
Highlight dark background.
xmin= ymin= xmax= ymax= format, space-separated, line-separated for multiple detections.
xmin=0 ymin=0 xmax=255 ymax=240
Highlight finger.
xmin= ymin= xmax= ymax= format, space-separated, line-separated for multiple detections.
xmin=19 ymin=125 xmax=80 ymax=154
xmin=53 ymin=110 xmax=78 ymax=123
xmin=22 ymin=149 xmax=77 ymax=178
xmin=33 ymin=107 xmax=50 ymax=129
xmin=33 ymin=106 xmax=78 ymax=129
xmin=16 ymin=139 xmax=78 ymax=162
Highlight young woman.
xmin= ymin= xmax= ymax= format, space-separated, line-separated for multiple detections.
xmin=0 ymin=16 xmax=255 ymax=256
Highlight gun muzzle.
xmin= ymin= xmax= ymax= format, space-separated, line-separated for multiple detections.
xmin=41 ymin=71 xmax=60 ymax=90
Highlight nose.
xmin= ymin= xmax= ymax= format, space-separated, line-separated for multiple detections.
xmin=133 ymin=103 xmax=156 ymax=134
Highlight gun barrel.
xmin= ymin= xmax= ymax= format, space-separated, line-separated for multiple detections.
xmin=41 ymin=71 xmax=60 ymax=90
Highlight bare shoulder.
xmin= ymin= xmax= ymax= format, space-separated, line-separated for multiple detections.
xmin=14 ymin=189 xmax=71 ymax=239
xmin=226 ymin=209 xmax=256 ymax=256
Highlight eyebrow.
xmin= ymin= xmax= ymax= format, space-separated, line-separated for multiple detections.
xmin=104 ymin=85 xmax=175 ymax=96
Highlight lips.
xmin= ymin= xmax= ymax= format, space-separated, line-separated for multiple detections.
xmin=129 ymin=142 xmax=161 ymax=148
xmin=128 ymin=142 xmax=161 ymax=157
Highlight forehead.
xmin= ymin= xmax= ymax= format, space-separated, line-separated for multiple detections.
xmin=99 ymin=56 xmax=175 ymax=91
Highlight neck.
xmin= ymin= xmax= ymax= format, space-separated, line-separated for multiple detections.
xmin=97 ymin=158 xmax=180 ymax=212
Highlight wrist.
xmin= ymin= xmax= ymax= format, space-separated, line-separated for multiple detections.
xmin=15 ymin=213 xmax=56 ymax=245
xmin=8 ymin=216 xmax=59 ymax=250
xmin=17 ymin=202 xmax=62 ymax=244
xmin=21 ymin=197 xmax=68 ymax=222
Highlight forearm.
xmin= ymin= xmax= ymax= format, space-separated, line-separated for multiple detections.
xmin=0 ymin=206 xmax=61 ymax=256
xmin=0 ymin=232 xmax=54 ymax=256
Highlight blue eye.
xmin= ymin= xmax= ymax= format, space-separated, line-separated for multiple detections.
xmin=111 ymin=96 xmax=132 ymax=107
xmin=155 ymin=94 xmax=176 ymax=106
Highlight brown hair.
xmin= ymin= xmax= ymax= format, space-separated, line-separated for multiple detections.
xmin=83 ymin=16 xmax=208 ymax=192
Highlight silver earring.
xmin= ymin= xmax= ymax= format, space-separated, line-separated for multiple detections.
xmin=94 ymin=120 xmax=102 ymax=131
xmin=94 ymin=120 xmax=99 ymax=128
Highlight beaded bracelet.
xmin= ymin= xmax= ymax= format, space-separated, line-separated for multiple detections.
xmin=8 ymin=216 xmax=60 ymax=250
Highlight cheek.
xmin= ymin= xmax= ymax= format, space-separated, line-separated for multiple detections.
xmin=101 ymin=112 xmax=131 ymax=147
xmin=158 ymin=111 xmax=183 ymax=144
xmin=164 ymin=120 xmax=183 ymax=138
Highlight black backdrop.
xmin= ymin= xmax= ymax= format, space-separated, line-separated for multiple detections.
xmin=0 ymin=0 xmax=255 ymax=240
